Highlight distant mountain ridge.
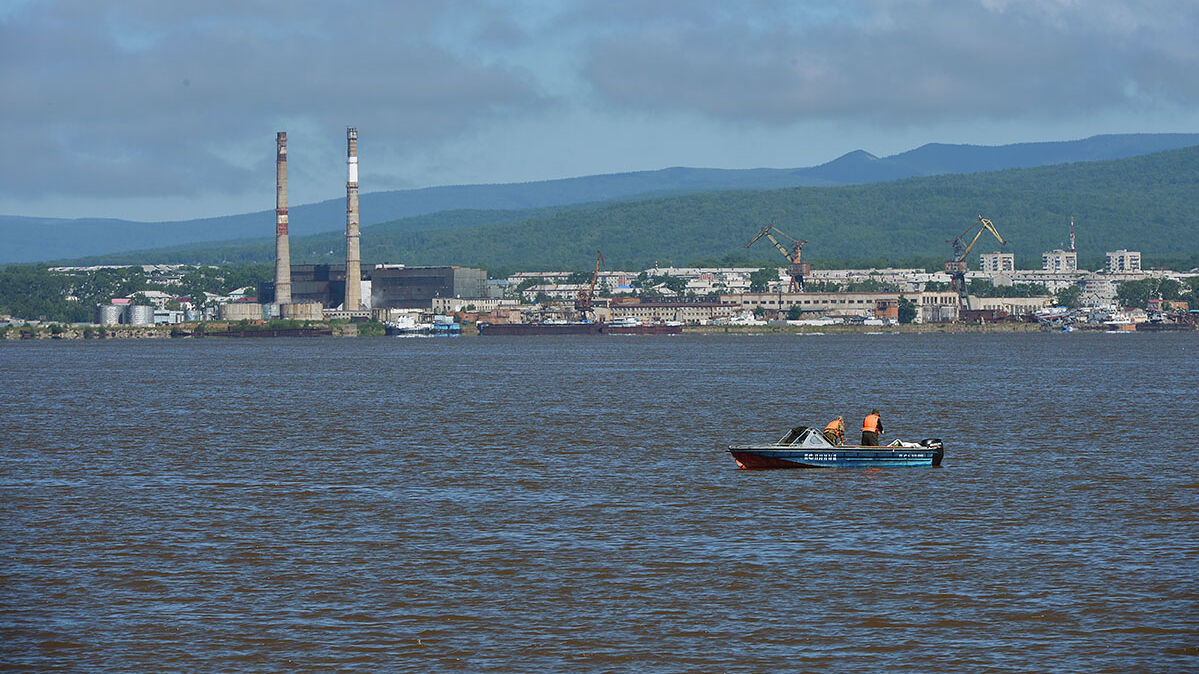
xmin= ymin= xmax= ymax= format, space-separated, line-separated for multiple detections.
xmin=70 ymin=145 xmax=1199 ymax=273
xmin=4 ymin=132 xmax=1198 ymax=264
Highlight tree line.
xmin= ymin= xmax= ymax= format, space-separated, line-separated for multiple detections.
xmin=0 ymin=264 xmax=271 ymax=323
xmin=64 ymin=146 xmax=1199 ymax=275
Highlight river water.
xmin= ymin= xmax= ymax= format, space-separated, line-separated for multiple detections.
xmin=1 ymin=333 xmax=1196 ymax=670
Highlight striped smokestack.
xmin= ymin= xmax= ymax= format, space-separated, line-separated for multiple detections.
xmin=344 ymin=127 xmax=361 ymax=311
xmin=274 ymin=131 xmax=292 ymax=305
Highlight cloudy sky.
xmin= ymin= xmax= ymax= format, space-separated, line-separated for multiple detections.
xmin=2 ymin=0 xmax=1197 ymax=222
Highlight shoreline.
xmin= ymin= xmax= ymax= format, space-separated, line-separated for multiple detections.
xmin=684 ymin=321 xmax=1046 ymax=335
xmin=0 ymin=321 xmax=363 ymax=341
xmin=4 ymin=320 xmax=1049 ymax=340
xmin=5 ymin=320 xmax=1193 ymax=341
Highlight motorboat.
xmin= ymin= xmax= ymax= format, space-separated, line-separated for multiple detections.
xmin=728 ymin=426 xmax=943 ymax=469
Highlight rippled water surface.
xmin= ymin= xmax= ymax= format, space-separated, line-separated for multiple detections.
xmin=2 ymin=333 xmax=1197 ymax=670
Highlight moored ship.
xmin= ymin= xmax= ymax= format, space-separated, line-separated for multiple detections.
xmin=476 ymin=320 xmax=603 ymax=336
xmin=385 ymin=314 xmax=461 ymax=337
xmin=601 ymin=317 xmax=683 ymax=335
xmin=476 ymin=317 xmax=683 ymax=336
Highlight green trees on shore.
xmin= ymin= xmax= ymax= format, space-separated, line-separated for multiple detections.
xmin=1054 ymin=285 xmax=1083 ymax=309
xmin=0 ymin=264 xmax=272 ymax=323
xmin=1116 ymin=277 xmax=1199 ymax=309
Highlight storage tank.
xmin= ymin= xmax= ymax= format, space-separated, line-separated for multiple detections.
xmin=281 ymin=302 xmax=323 ymax=321
xmin=220 ymin=302 xmax=264 ymax=321
xmin=125 ymin=305 xmax=155 ymax=325
xmin=96 ymin=304 xmax=123 ymax=326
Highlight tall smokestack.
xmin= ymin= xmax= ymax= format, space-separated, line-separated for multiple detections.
xmin=344 ymin=127 xmax=361 ymax=311
xmin=274 ymin=131 xmax=292 ymax=305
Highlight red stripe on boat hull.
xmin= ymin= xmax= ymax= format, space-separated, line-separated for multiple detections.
xmin=730 ymin=451 xmax=808 ymax=470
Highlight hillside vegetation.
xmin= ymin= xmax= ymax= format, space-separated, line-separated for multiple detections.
xmin=8 ymin=133 xmax=1198 ymax=264
xmin=71 ymin=146 xmax=1199 ymax=274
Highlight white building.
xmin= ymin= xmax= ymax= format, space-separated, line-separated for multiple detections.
xmin=431 ymin=297 xmax=520 ymax=313
xmin=610 ymin=299 xmax=740 ymax=324
xmin=132 ymin=289 xmax=175 ymax=309
xmin=153 ymin=309 xmax=185 ymax=325
xmin=1106 ymin=250 xmax=1141 ymax=273
xmin=1042 ymin=249 xmax=1078 ymax=272
xmin=980 ymin=252 xmax=1015 ymax=273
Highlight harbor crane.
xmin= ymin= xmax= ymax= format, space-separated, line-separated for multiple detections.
xmin=575 ymin=250 xmax=604 ymax=316
xmin=945 ymin=215 xmax=1008 ymax=293
xmin=745 ymin=225 xmax=809 ymax=292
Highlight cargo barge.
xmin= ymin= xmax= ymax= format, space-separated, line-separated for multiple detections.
xmin=476 ymin=318 xmax=682 ymax=336
xmin=603 ymin=318 xmax=683 ymax=335
xmin=477 ymin=321 xmax=603 ymax=336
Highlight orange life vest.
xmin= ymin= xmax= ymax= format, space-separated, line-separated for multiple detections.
xmin=824 ymin=419 xmax=844 ymax=434
xmin=862 ymin=413 xmax=881 ymax=433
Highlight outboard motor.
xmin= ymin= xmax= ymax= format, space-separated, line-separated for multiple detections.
xmin=921 ymin=438 xmax=944 ymax=466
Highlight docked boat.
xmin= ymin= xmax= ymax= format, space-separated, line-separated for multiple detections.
xmin=476 ymin=317 xmax=682 ymax=336
xmin=476 ymin=320 xmax=603 ymax=336
xmin=385 ymin=315 xmax=460 ymax=337
xmin=728 ymin=426 xmax=943 ymax=469
xmin=602 ymin=317 xmax=683 ymax=335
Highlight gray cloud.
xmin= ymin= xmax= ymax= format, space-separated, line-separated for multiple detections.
xmin=0 ymin=0 xmax=547 ymax=201
xmin=576 ymin=0 xmax=1199 ymax=124
xmin=2 ymin=0 xmax=1197 ymax=217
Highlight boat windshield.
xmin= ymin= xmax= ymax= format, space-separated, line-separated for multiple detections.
xmin=778 ymin=427 xmax=836 ymax=447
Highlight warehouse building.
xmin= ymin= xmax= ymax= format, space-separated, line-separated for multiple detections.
xmin=371 ymin=266 xmax=487 ymax=309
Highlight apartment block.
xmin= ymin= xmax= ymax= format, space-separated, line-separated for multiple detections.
xmin=1042 ymin=249 xmax=1078 ymax=272
xmin=1106 ymin=250 xmax=1141 ymax=273
xmin=980 ymin=252 xmax=1015 ymax=272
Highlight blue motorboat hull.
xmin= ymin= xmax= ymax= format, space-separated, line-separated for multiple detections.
xmin=729 ymin=444 xmax=943 ymax=469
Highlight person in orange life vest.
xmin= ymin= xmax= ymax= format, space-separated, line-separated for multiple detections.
xmin=861 ymin=409 xmax=884 ymax=446
xmin=823 ymin=416 xmax=845 ymax=446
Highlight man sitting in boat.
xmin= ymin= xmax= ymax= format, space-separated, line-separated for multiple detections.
xmin=822 ymin=416 xmax=845 ymax=446
xmin=861 ymin=409 xmax=884 ymax=446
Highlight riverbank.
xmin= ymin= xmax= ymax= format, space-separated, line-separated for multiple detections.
xmin=7 ymin=319 xmax=1164 ymax=340
xmin=0 ymin=320 xmax=377 ymax=340
xmin=684 ymin=321 xmax=1045 ymax=335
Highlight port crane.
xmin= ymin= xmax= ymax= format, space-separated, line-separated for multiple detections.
xmin=945 ymin=215 xmax=1007 ymax=293
xmin=745 ymin=225 xmax=809 ymax=292
xmin=575 ymin=250 xmax=604 ymax=316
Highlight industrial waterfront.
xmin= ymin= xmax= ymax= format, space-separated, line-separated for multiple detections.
xmin=2 ymin=333 xmax=1195 ymax=670
xmin=5 ymin=129 xmax=1189 ymax=336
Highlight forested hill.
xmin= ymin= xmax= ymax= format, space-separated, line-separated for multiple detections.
xmin=69 ymin=145 xmax=1199 ymax=273
xmin=5 ymin=133 xmax=1198 ymax=264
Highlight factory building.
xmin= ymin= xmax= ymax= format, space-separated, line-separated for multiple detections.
xmin=259 ymin=264 xmax=371 ymax=308
xmin=723 ymin=290 xmax=977 ymax=323
xmin=607 ymin=298 xmax=741 ymax=324
xmin=371 ymin=266 xmax=487 ymax=309
xmin=725 ymin=291 xmax=905 ymax=318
